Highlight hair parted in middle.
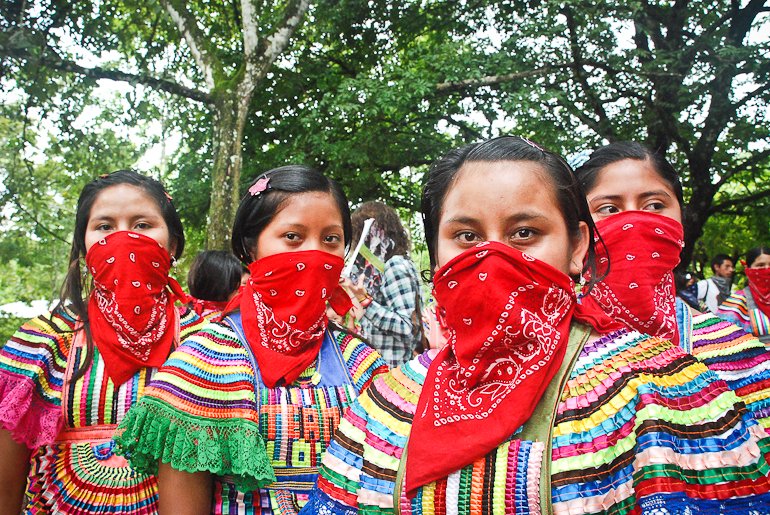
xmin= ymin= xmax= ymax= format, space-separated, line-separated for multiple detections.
xmin=421 ymin=135 xmax=603 ymax=287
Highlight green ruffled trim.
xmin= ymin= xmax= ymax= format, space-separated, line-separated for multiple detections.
xmin=114 ymin=396 xmax=276 ymax=491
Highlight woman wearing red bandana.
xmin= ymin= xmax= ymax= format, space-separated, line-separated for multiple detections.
xmin=718 ymin=246 xmax=770 ymax=344
xmin=576 ymin=141 xmax=770 ymax=430
xmin=116 ymin=166 xmax=388 ymax=514
xmin=0 ymin=170 xmax=205 ymax=514
xmin=304 ymin=136 xmax=770 ymax=515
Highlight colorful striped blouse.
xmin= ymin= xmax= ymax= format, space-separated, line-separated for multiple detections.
xmin=675 ymin=298 xmax=770 ymax=430
xmin=115 ymin=316 xmax=389 ymax=513
xmin=302 ymin=327 xmax=770 ymax=514
xmin=0 ymin=307 xmax=204 ymax=514
xmin=718 ymin=289 xmax=770 ymax=344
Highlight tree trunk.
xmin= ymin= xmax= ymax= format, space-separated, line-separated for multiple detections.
xmin=206 ymin=93 xmax=247 ymax=250
xmin=206 ymin=79 xmax=259 ymax=250
xmin=680 ymin=169 xmax=717 ymax=269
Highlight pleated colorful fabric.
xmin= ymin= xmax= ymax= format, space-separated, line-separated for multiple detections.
xmin=0 ymin=307 xmax=205 ymax=514
xmin=115 ymin=318 xmax=388 ymax=513
xmin=302 ymin=327 xmax=770 ymax=514
xmin=686 ymin=309 xmax=770 ymax=430
xmin=718 ymin=289 xmax=770 ymax=343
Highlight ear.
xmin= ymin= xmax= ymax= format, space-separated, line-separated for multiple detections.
xmin=569 ymin=222 xmax=590 ymax=277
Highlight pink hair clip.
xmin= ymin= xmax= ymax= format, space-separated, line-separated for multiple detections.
xmin=164 ymin=191 xmax=173 ymax=202
xmin=249 ymin=176 xmax=270 ymax=196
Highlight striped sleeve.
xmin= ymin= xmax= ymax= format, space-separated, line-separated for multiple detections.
xmin=690 ymin=312 xmax=770 ymax=429
xmin=552 ymin=330 xmax=770 ymax=514
xmin=717 ymin=290 xmax=753 ymax=333
xmin=335 ymin=330 xmax=389 ymax=393
xmin=0 ymin=310 xmax=75 ymax=448
xmin=115 ymin=321 xmax=275 ymax=491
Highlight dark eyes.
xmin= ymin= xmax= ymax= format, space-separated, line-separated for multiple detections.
xmin=596 ymin=205 xmax=620 ymax=215
xmin=457 ymin=231 xmax=479 ymax=243
xmin=643 ymin=201 xmax=666 ymax=211
xmin=513 ymin=228 xmax=535 ymax=239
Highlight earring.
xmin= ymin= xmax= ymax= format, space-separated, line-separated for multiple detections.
xmin=576 ymin=273 xmax=587 ymax=299
xmin=171 ymin=256 xmax=178 ymax=267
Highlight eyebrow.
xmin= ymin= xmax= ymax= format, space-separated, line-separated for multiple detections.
xmin=589 ymin=190 xmax=673 ymax=203
xmin=279 ymin=222 xmax=344 ymax=231
xmin=89 ymin=213 xmax=162 ymax=220
xmin=444 ymin=212 xmax=549 ymax=225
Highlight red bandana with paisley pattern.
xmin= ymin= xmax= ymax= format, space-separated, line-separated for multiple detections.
xmin=239 ymin=250 xmax=352 ymax=388
xmin=86 ymin=231 xmax=184 ymax=386
xmin=585 ymin=211 xmax=684 ymax=344
xmin=746 ymin=266 xmax=770 ymax=316
xmin=407 ymin=241 xmax=580 ymax=496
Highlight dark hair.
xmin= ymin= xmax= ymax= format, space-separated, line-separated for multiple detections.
xmin=351 ymin=201 xmax=410 ymax=261
xmin=231 ymin=165 xmax=352 ymax=264
xmin=57 ymin=169 xmax=184 ymax=380
xmin=710 ymin=253 xmax=733 ymax=272
xmin=421 ymin=136 xmax=601 ymax=286
xmin=574 ymin=141 xmax=685 ymax=211
xmin=746 ymin=246 xmax=770 ymax=268
xmin=188 ymin=251 xmax=246 ymax=302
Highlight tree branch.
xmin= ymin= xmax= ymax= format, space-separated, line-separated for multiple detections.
xmin=717 ymin=147 xmax=770 ymax=186
xmin=443 ymin=115 xmax=484 ymax=140
xmin=241 ymin=0 xmax=260 ymax=57
xmin=2 ymin=42 xmax=212 ymax=104
xmin=435 ymin=65 xmax=568 ymax=94
xmin=563 ymin=6 xmax=617 ymax=140
xmin=734 ymin=82 xmax=770 ymax=111
xmin=709 ymin=188 xmax=770 ymax=214
xmin=259 ymin=0 xmax=310 ymax=68
xmin=5 ymin=192 xmax=70 ymax=245
xmin=239 ymin=0 xmax=310 ymax=93
xmin=158 ymin=0 xmax=218 ymax=90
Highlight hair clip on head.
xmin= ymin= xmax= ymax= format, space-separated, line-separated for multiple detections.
xmin=249 ymin=176 xmax=270 ymax=196
xmin=519 ymin=136 xmax=545 ymax=152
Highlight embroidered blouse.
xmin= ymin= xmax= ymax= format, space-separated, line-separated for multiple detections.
xmin=0 ymin=306 xmax=204 ymax=514
xmin=115 ymin=314 xmax=389 ymax=514
xmin=302 ymin=328 xmax=770 ymax=514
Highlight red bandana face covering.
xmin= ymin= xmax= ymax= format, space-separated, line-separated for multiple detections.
xmin=406 ymin=241 xmax=580 ymax=496
xmin=585 ymin=211 xmax=684 ymax=344
xmin=746 ymin=267 xmax=770 ymax=316
xmin=239 ymin=250 xmax=352 ymax=388
xmin=86 ymin=231 xmax=184 ymax=386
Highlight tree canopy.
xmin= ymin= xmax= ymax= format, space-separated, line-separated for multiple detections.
xmin=1 ymin=0 xmax=768 ymax=315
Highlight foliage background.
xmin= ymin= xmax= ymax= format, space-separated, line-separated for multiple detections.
xmin=1 ymin=0 xmax=768 ymax=342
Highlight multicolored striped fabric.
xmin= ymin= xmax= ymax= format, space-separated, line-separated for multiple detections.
xmin=718 ymin=288 xmax=770 ymax=343
xmin=0 ymin=310 xmax=74 ymax=448
xmin=116 ymin=317 xmax=388 ymax=513
xmin=0 ymin=307 xmax=204 ymax=514
xmin=686 ymin=310 xmax=770 ymax=429
xmin=302 ymin=327 xmax=770 ymax=514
